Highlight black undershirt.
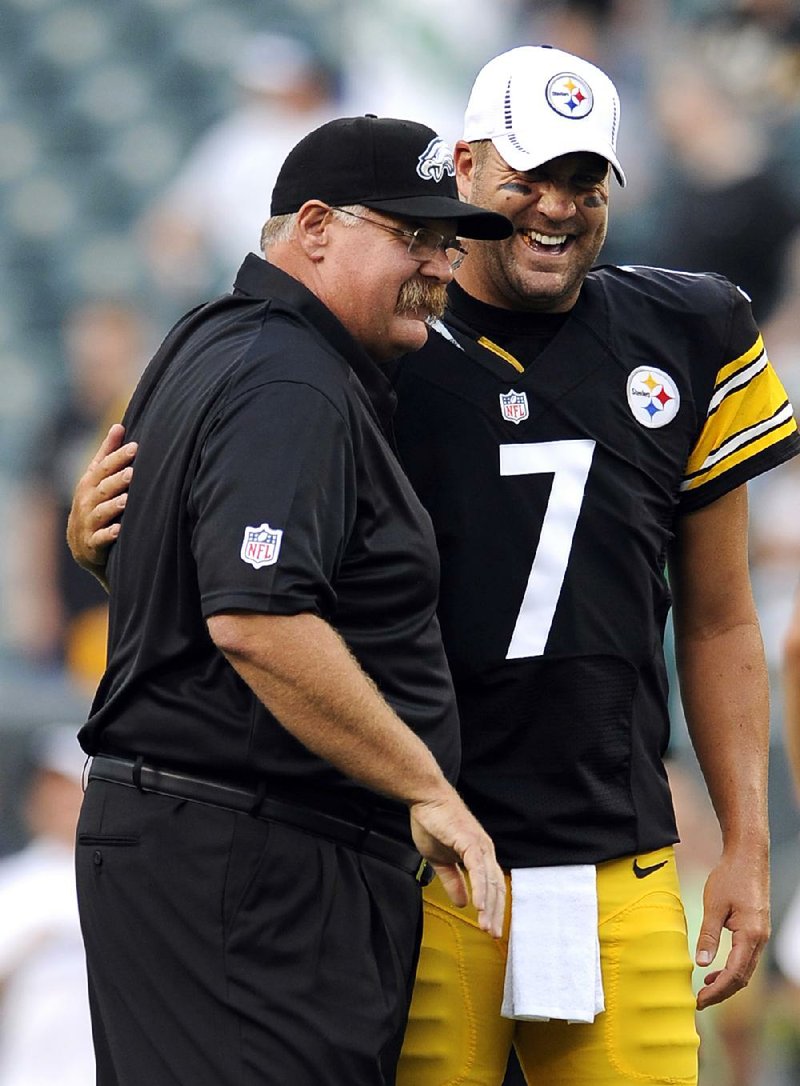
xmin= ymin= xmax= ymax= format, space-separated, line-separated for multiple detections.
xmin=445 ymin=279 xmax=570 ymax=368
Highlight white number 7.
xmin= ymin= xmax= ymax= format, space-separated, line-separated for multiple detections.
xmin=500 ymin=439 xmax=596 ymax=659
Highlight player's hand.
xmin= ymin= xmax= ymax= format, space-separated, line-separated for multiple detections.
xmin=409 ymin=789 xmax=506 ymax=938
xmin=694 ymin=846 xmax=770 ymax=1009
xmin=66 ymin=424 xmax=137 ymax=580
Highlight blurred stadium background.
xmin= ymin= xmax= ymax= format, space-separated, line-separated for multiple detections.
xmin=2 ymin=1 xmax=800 ymax=1081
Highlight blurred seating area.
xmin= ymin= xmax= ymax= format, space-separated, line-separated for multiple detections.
xmin=0 ymin=0 xmax=345 ymax=723
xmin=0 ymin=0 xmax=341 ymax=462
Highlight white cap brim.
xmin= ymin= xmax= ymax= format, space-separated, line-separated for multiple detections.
xmin=490 ymin=130 xmax=626 ymax=187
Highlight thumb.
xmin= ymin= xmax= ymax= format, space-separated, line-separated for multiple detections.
xmin=695 ymin=924 xmax=721 ymax=967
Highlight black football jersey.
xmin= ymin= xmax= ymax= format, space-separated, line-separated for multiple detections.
xmin=392 ymin=267 xmax=800 ymax=868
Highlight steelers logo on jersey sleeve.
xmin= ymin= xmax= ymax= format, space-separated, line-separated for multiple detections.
xmin=626 ymin=367 xmax=680 ymax=429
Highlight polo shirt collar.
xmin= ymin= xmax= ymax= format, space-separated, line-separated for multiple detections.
xmin=233 ymin=254 xmax=397 ymax=435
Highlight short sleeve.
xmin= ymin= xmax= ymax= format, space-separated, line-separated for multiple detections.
xmin=190 ymin=378 xmax=356 ymax=618
xmin=679 ymin=283 xmax=800 ymax=511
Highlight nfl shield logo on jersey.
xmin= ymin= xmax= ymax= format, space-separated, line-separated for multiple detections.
xmin=240 ymin=523 xmax=283 ymax=569
xmin=500 ymin=390 xmax=529 ymax=425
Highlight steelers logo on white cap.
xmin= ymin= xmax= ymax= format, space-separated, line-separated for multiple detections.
xmin=545 ymin=72 xmax=594 ymax=120
xmin=626 ymin=367 xmax=680 ymax=429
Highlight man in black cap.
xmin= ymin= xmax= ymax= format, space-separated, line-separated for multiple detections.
xmin=68 ymin=115 xmax=510 ymax=1086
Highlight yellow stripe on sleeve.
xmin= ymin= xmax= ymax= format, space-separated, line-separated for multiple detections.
xmin=683 ymin=351 xmax=796 ymax=489
xmin=713 ymin=334 xmax=765 ymax=391
xmin=681 ymin=413 xmax=797 ymax=492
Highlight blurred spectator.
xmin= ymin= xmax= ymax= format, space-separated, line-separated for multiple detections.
xmin=516 ymin=0 xmax=664 ymax=67
xmin=137 ymin=31 xmax=339 ymax=306
xmin=338 ymin=0 xmax=520 ymax=145
xmin=8 ymin=300 xmax=146 ymax=689
xmin=639 ymin=41 xmax=800 ymax=324
xmin=0 ymin=724 xmax=93 ymax=1086
xmin=629 ymin=5 xmax=800 ymax=325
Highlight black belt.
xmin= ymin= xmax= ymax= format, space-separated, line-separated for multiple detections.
xmin=88 ymin=755 xmax=433 ymax=885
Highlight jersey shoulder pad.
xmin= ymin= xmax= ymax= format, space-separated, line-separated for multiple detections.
xmin=591 ymin=263 xmax=744 ymax=321
xmin=590 ymin=264 xmax=759 ymax=384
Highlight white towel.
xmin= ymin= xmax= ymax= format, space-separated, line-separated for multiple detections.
xmin=501 ymin=865 xmax=604 ymax=1024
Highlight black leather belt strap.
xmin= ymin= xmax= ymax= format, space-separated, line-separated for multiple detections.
xmin=88 ymin=755 xmax=433 ymax=885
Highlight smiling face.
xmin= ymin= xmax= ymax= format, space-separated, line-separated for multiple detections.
xmin=454 ymin=141 xmax=610 ymax=313
xmin=316 ymin=209 xmax=452 ymax=362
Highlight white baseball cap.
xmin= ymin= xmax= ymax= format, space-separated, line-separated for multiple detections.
xmin=463 ymin=45 xmax=626 ymax=187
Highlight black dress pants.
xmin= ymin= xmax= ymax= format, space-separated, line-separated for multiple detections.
xmin=76 ymin=780 xmax=422 ymax=1086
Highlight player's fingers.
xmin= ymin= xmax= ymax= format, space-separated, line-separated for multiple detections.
xmin=479 ymin=866 xmax=506 ymax=938
xmin=697 ymin=967 xmax=744 ymax=1009
xmin=695 ymin=925 xmax=721 ymax=969
xmin=460 ymin=847 xmax=505 ymax=938
xmin=696 ymin=940 xmax=761 ymax=1009
xmin=432 ymin=862 xmax=469 ymax=908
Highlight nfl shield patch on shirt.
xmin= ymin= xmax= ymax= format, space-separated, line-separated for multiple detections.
xmin=241 ymin=523 xmax=283 ymax=568
xmin=500 ymin=390 xmax=529 ymax=424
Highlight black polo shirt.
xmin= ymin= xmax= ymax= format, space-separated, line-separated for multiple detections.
xmin=80 ymin=255 xmax=460 ymax=833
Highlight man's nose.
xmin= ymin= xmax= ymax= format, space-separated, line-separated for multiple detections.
xmin=419 ymin=247 xmax=454 ymax=283
xmin=535 ymin=184 xmax=576 ymax=220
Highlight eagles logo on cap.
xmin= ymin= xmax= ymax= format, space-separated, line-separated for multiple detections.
xmin=269 ymin=115 xmax=512 ymax=238
xmin=416 ymin=137 xmax=456 ymax=183
xmin=545 ymin=72 xmax=594 ymax=120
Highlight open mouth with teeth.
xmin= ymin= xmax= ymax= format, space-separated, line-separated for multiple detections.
xmin=519 ymin=229 xmax=572 ymax=256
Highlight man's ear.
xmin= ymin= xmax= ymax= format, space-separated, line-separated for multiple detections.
xmin=295 ymin=201 xmax=331 ymax=261
xmin=454 ymin=141 xmax=475 ymax=201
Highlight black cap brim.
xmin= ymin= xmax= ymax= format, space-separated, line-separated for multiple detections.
xmin=360 ymin=195 xmax=512 ymax=240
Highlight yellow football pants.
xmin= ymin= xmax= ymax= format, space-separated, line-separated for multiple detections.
xmin=397 ymin=846 xmax=699 ymax=1086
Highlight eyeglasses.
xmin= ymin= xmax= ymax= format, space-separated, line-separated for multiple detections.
xmin=329 ymin=207 xmax=468 ymax=271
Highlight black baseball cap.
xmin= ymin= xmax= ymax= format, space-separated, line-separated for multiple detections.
xmin=270 ymin=115 xmax=512 ymax=240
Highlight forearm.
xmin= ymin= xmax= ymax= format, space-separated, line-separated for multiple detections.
xmin=208 ymin=611 xmax=452 ymax=807
xmin=671 ymin=487 xmax=770 ymax=852
xmin=675 ymin=619 xmax=770 ymax=852
xmin=669 ymin=488 xmax=771 ymax=1005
